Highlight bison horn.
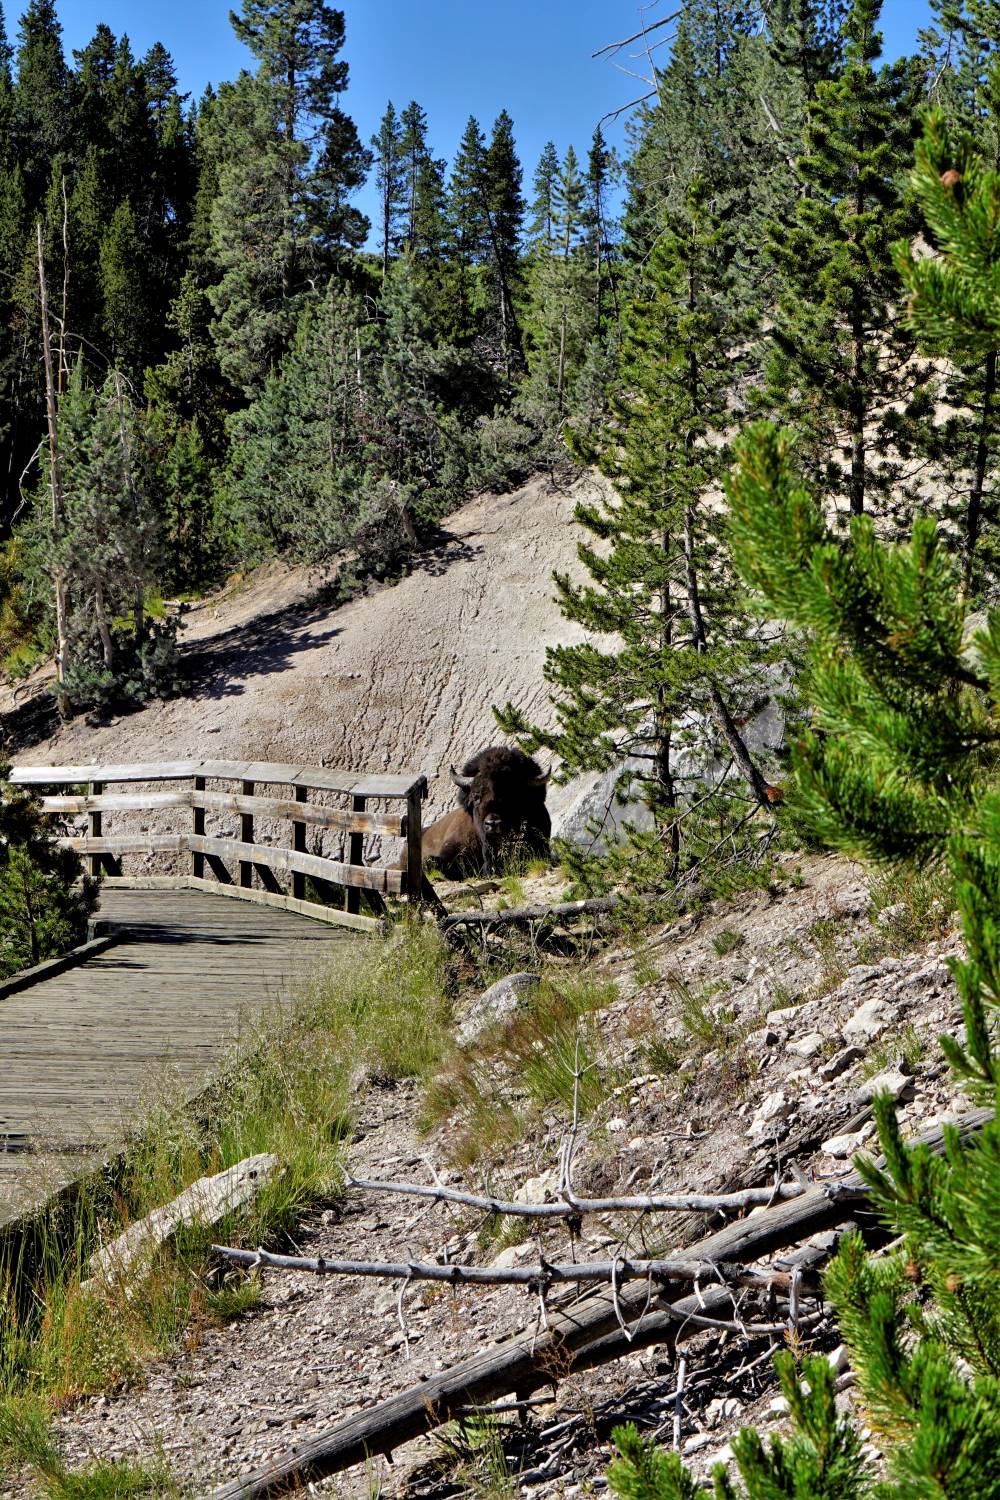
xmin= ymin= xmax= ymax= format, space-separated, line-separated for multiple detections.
xmin=529 ymin=766 xmax=552 ymax=786
xmin=450 ymin=765 xmax=474 ymax=789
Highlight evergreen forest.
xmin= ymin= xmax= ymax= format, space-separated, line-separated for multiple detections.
xmin=0 ymin=0 xmax=992 ymax=730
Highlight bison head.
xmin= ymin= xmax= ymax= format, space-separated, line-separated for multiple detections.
xmin=449 ymin=746 xmax=551 ymax=874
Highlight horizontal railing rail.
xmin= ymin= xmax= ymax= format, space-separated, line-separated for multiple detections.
xmin=11 ymin=760 xmax=427 ymax=933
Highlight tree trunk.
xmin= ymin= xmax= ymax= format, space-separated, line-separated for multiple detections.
xmin=963 ymin=349 xmax=997 ymax=597
xmin=37 ymin=220 xmax=70 ymax=717
xmin=94 ymin=581 xmax=114 ymax=671
xmin=683 ymin=506 xmax=771 ymax=810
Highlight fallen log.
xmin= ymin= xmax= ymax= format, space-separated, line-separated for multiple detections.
xmin=85 ymin=1154 xmax=278 ymax=1292
xmin=198 ymin=1110 xmax=990 ymax=1500
xmin=440 ymin=895 xmax=621 ymax=932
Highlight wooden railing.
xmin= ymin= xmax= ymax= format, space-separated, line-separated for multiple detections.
xmin=10 ymin=760 xmax=428 ymax=933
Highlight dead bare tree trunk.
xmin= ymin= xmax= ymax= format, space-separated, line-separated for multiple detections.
xmin=37 ymin=220 xmax=70 ymax=717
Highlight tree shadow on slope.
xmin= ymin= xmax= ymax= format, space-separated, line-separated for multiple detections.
xmin=3 ymin=526 xmax=482 ymax=750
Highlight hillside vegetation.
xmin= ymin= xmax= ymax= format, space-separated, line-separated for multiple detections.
xmin=1 ymin=0 xmax=1000 ymax=1497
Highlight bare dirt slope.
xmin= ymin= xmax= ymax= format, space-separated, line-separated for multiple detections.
xmin=5 ymin=473 xmax=602 ymax=828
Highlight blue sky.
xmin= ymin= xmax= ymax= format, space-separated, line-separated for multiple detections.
xmin=42 ymin=1 xmax=935 ymax=238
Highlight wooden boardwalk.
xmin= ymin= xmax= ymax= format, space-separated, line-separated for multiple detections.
xmin=0 ymin=888 xmax=352 ymax=1229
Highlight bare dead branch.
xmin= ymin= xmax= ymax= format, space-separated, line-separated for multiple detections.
xmin=597 ymin=90 xmax=659 ymax=127
xmin=592 ymin=8 xmax=683 ymax=59
xmin=345 ymin=1171 xmax=810 ymax=1217
xmin=210 ymin=1243 xmax=821 ymax=1297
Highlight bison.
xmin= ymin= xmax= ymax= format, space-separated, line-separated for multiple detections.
xmin=420 ymin=746 xmax=551 ymax=879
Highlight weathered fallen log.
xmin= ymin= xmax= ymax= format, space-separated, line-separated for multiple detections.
xmin=197 ymin=1181 xmax=860 ymax=1499
xmin=198 ymin=1109 xmax=990 ymax=1500
xmin=440 ymin=895 xmax=621 ymax=931
xmin=210 ymin=1244 xmax=823 ymax=1297
xmin=85 ymin=1154 xmax=278 ymax=1291
xmin=345 ymin=1171 xmax=807 ymax=1218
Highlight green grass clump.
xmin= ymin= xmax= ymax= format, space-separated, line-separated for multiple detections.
xmin=0 ymin=1396 xmax=180 ymax=1497
xmin=711 ymin=927 xmax=745 ymax=957
xmin=421 ymin=972 xmax=618 ymax=1168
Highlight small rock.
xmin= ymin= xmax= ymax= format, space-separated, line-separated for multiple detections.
xmin=787 ymin=1031 xmax=824 ymax=1059
xmin=828 ymin=1345 xmax=850 ymax=1376
xmin=843 ymin=997 xmax=894 ymax=1044
xmin=607 ymin=1117 xmax=627 ymax=1134
xmin=491 ymin=1243 xmax=536 ymax=1269
xmin=819 ymin=1045 xmax=865 ymax=1081
xmin=705 ymin=1397 xmax=743 ymax=1428
xmin=683 ymin=1434 xmax=713 ymax=1454
xmin=854 ymin=1068 xmax=915 ymax=1105
xmin=769 ymin=1396 xmax=790 ymax=1415
xmin=514 ymin=1170 xmax=560 ymax=1206
xmin=457 ymin=973 xmax=540 ymax=1046
xmin=767 ymin=1003 xmax=809 ymax=1025
xmin=711 ymin=1444 xmax=735 ymax=1465
xmin=822 ymin=1126 xmax=874 ymax=1159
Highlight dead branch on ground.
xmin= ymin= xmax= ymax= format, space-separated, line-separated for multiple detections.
xmin=344 ymin=1171 xmax=809 ymax=1218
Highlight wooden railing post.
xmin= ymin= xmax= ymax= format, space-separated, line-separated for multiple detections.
xmin=346 ymin=795 xmax=365 ymax=916
xmin=292 ymin=786 xmax=307 ymax=900
xmin=406 ymin=782 xmax=425 ymax=907
xmin=88 ymin=781 xmax=103 ymax=878
xmin=240 ymin=780 xmax=254 ymax=888
xmin=192 ymin=775 xmax=205 ymax=879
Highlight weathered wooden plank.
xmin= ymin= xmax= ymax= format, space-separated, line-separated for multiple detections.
xmin=39 ymin=791 xmax=193 ymax=815
xmin=186 ymin=836 xmax=404 ymax=895
xmin=0 ymin=935 xmax=121 ymax=1000
xmin=11 ymin=761 xmax=425 ymax=800
xmin=63 ymin=835 xmax=188 ymax=856
xmin=191 ymin=790 xmax=405 ymax=837
xmin=182 ymin=879 xmax=382 ymax=933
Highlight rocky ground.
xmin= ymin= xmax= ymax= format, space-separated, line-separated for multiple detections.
xmin=33 ymin=851 xmax=971 ymax=1500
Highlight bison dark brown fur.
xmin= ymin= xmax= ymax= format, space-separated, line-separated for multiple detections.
xmin=421 ymin=746 xmax=551 ymax=878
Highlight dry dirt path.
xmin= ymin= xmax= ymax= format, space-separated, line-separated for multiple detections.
xmin=50 ymin=1080 xmax=536 ymax=1497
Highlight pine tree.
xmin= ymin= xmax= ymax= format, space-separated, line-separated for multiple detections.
xmin=483 ymin=109 xmax=525 ymax=377
xmin=528 ymin=140 xmax=560 ymax=252
xmin=0 ymin=761 xmax=97 ymax=978
xmin=371 ymin=101 xmax=405 ymax=276
xmin=763 ymin=0 xmax=921 ymax=518
xmin=897 ymin=30 xmax=1000 ymax=595
xmin=399 ymin=99 xmax=429 ymax=252
xmin=38 ymin=362 xmax=167 ymax=707
xmin=499 ymin=182 xmax=776 ymax=881
xmin=584 ymin=126 xmax=620 ymax=334
xmin=208 ymin=0 xmax=365 ymax=387
xmin=446 ymin=114 xmax=489 ymax=344
xmin=600 ymin=106 xmax=1000 ymax=1500
xmin=223 ymin=277 xmax=367 ymax=561
xmin=11 ymin=0 xmax=68 ymax=205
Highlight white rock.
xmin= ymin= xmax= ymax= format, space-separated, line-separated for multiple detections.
xmin=711 ymin=1444 xmax=735 ymax=1465
xmin=822 ymin=1126 xmax=874 ymax=1159
xmin=514 ymin=1170 xmax=559 ymax=1206
xmin=769 ymin=1396 xmax=790 ymax=1415
xmin=767 ymin=1003 xmax=810 ymax=1025
xmin=683 ymin=1434 xmax=713 ymax=1454
xmin=756 ymin=1090 xmax=790 ymax=1122
xmin=828 ymin=1345 xmax=850 ymax=1376
xmin=855 ymin=1068 xmax=914 ymax=1105
xmin=843 ymin=997 xmax=894 ymax=1044
xmin=607 ymin=1117 xmax=627 ymax=1133
xmin=705 ymin=1397 xmax=743 ymax=1428
xmin=819 ymin=1045 xmax=865 ymax=1081
xmin=787 ymin=1031 xmax=824 ymax=1058
xmin=457 ymin=972 xmax=539 ymax=1046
